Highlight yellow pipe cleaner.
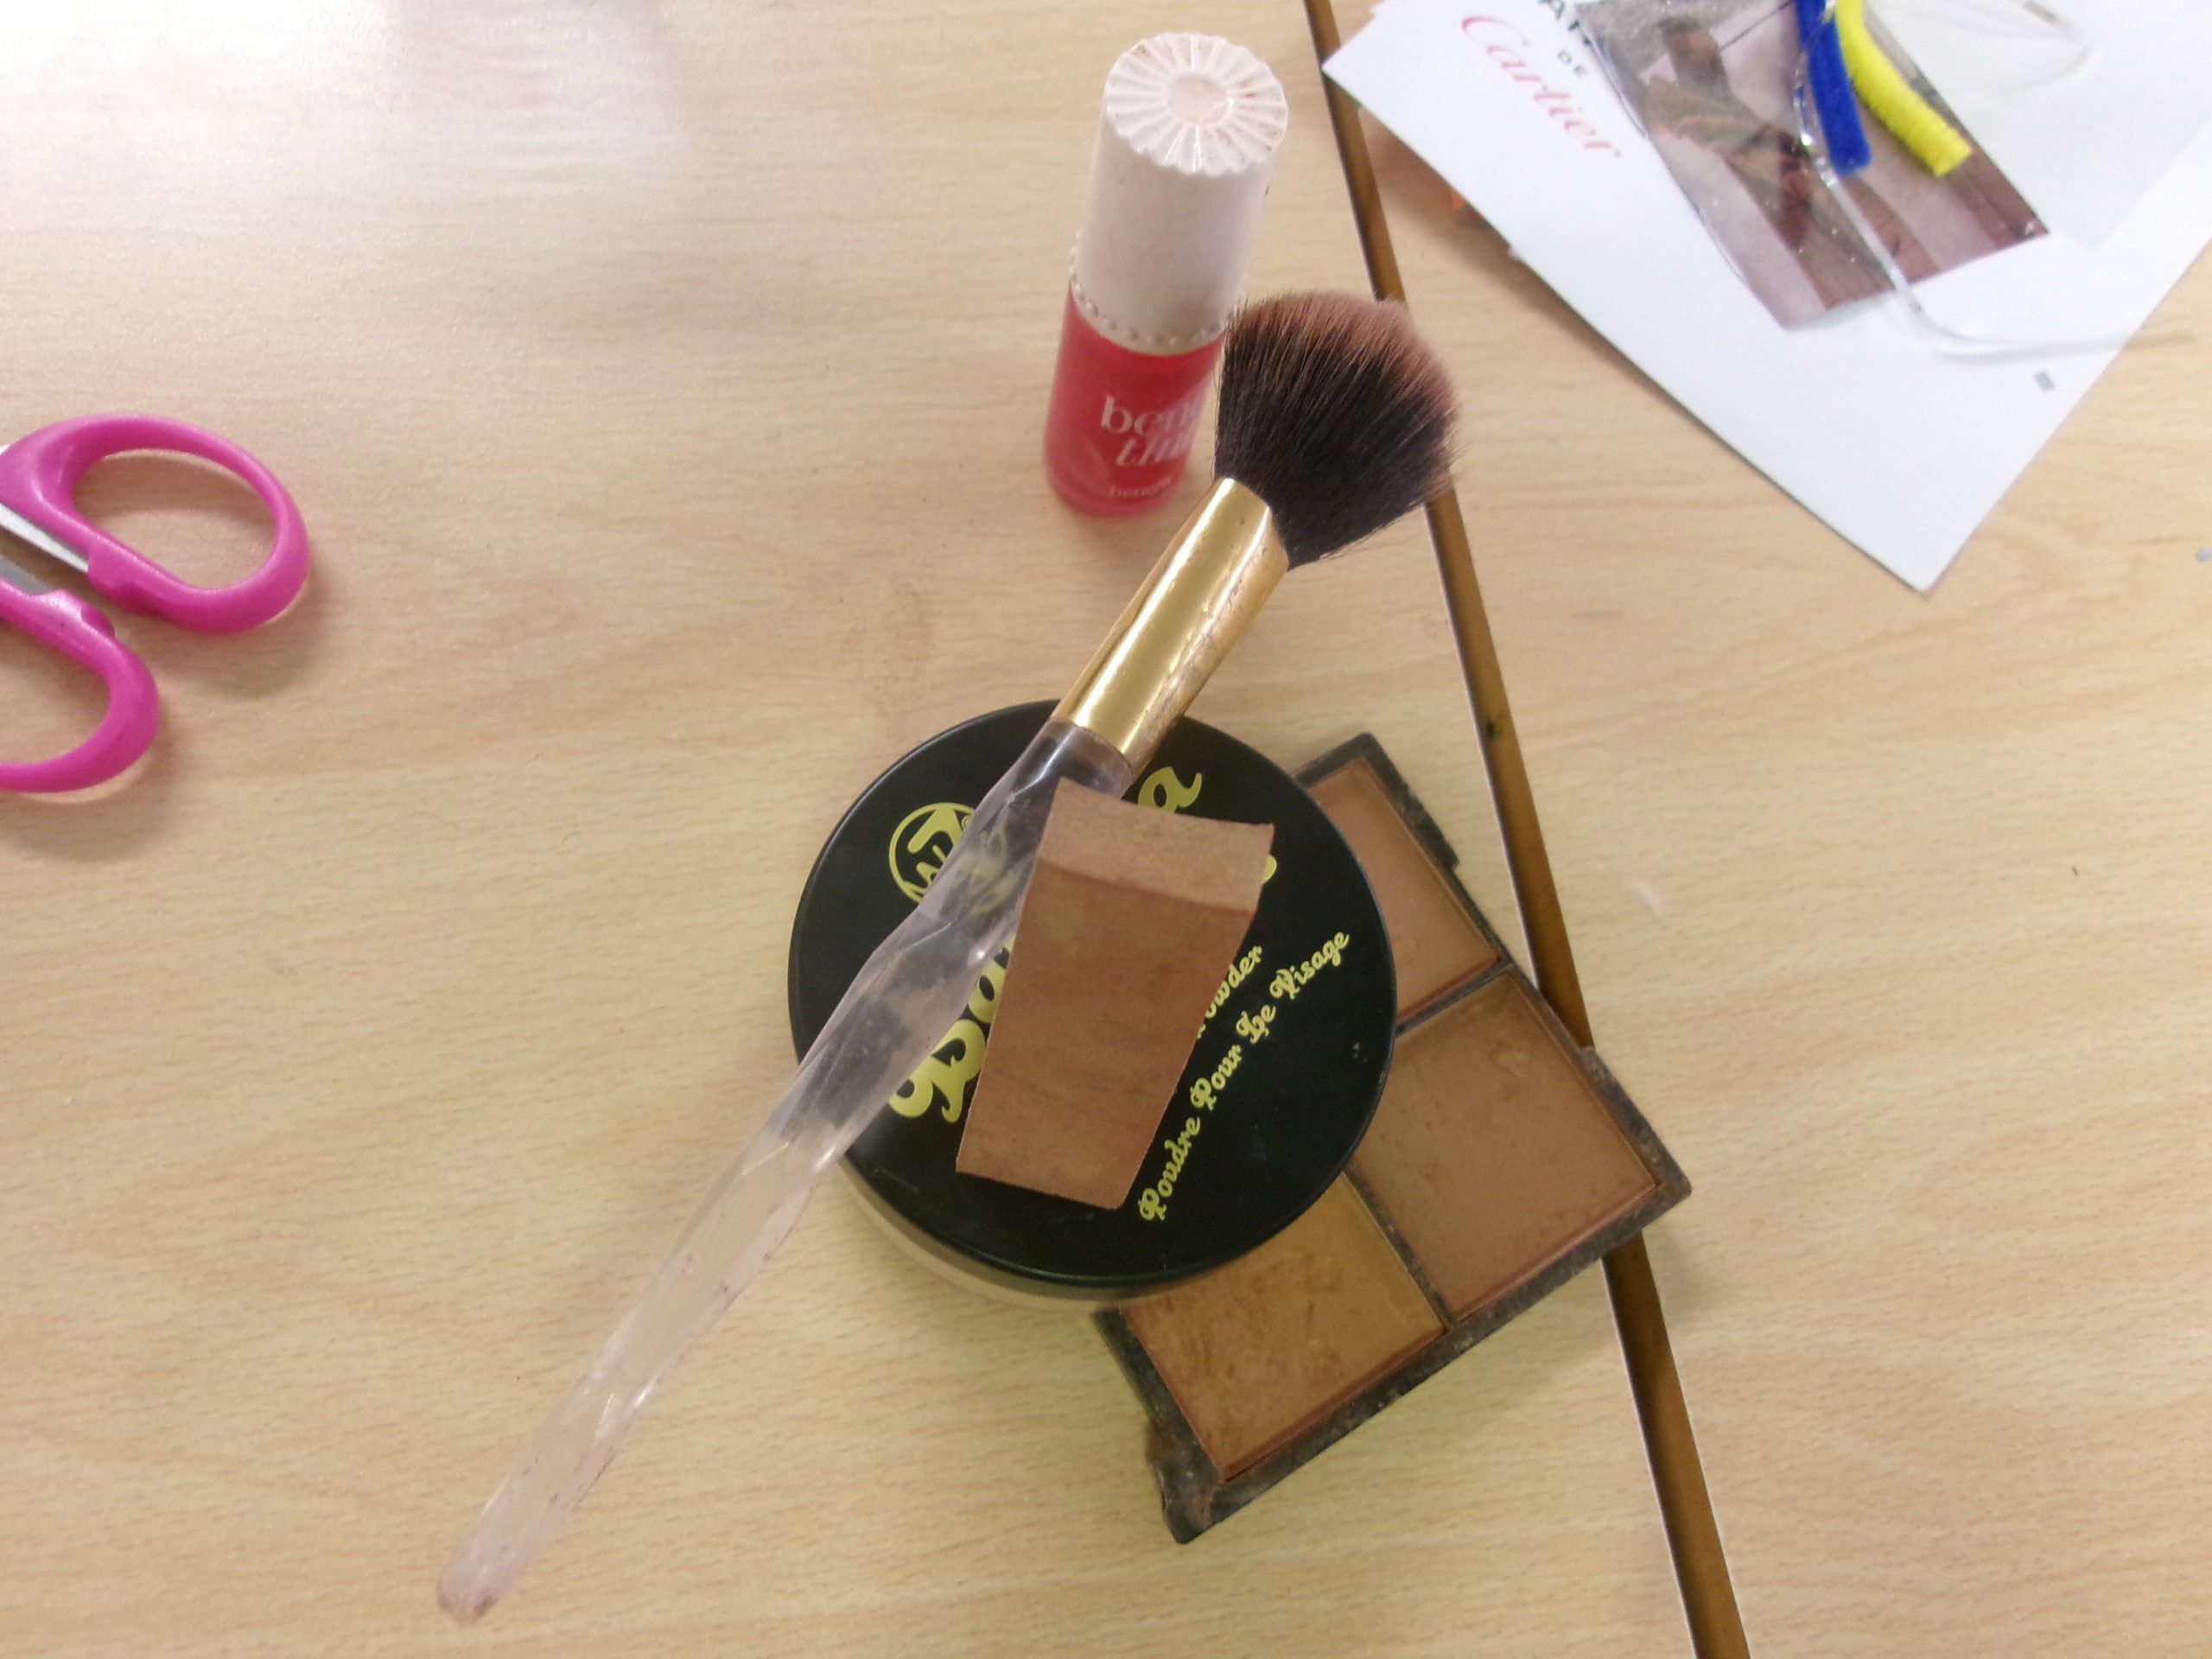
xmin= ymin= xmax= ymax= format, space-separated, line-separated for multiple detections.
xmin=1836 ymin=0 xmax=1974 ymax=175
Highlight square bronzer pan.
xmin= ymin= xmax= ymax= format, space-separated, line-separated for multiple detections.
xmin=1302 ymin=759 xmax=1498 ymax=1019
xmin=1097 ymin=735 xmax=1688 ymax=1539
xmin=1353 ymin=973 xmax=1661 ymax=1322
xmin=1119 ymin=1178 xmax=1444 ymax=1478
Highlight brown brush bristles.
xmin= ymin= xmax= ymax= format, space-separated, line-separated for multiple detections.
xmin=1213 ymin=292 xmax=1457 ymax=566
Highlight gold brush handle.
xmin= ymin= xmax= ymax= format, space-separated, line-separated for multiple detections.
xmin=1055 ymin=479 xmax=1286 ymax=766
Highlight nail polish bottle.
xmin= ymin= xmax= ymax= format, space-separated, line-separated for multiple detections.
xmin=1044 ymin=34 xmax=1287 ymax=518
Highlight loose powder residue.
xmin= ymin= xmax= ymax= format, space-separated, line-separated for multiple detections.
xmin=1120 ymin=1177 xmax=1444 ymax=1477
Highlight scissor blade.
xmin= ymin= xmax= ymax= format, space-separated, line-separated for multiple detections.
xmin=0 ymin=497 xmax=86 ymax=579
xmin=0 ymin=540 xmax=52 ymax=595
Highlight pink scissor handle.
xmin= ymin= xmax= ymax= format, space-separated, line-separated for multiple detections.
xmin=0 ymin=583 xmax=161 ymax=792
xmin=0 ymin=414 xmax=308 ymax=633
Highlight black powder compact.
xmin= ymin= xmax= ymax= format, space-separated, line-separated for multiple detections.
xmin=786 ymin=702 xmax=1396 ymax=1306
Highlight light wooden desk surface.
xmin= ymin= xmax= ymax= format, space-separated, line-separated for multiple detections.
xmin=3 ymin=4 xmax=2206 ymax=1656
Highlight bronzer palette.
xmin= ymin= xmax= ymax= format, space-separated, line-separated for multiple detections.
xmin=1096 ymin=734 xmax=1688 ymax=1539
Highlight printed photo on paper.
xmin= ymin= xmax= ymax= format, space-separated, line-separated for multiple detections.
xmin=1576 ymin=0 xmax=2044 ymax=325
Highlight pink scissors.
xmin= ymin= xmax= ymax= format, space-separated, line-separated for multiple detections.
xmin=0 ymin=413 xmax=309 ymax=793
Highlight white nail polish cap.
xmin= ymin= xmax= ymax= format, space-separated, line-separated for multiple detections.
xmin=1071 ymin=34 xmax=1289 ymax=356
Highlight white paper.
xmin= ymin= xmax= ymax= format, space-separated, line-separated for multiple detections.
xmin=1326 ymin=0 xmax=2212 ymax=588
xmin=1882 ymin=0 xmax=2212 ymax=248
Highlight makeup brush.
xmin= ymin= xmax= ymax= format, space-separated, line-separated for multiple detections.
xmin=437 ymin=290 xmax=1455 ymax=1623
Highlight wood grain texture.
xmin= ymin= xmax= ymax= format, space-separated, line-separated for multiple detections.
xmin=1295 ymin=6 xmax=1741 ymax=1644
xmin=0 ymin=3 xmax=1685 ymax=1656
xmin=1364 ymin=101 xmax=2212 ymax=1656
